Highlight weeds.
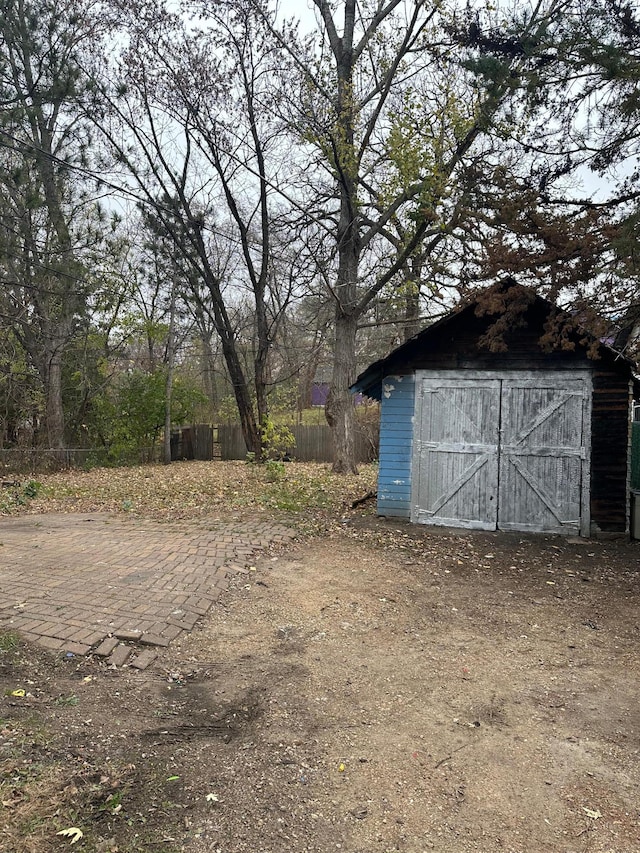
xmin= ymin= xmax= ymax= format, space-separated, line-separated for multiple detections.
xmin=0 ymin=733 xmax=144 ymax=853
xmin=22 ymin=480 xmax=41 ymax=499
xmin=54 ymin=694 xmax=78 ymax=707
xmin=264 ymin=459 xmax=286 ymax=482
xmin=0 ymin=479 xmax=43 ymax=513
xmin=0 ymin=630 xmax=20 ymax=652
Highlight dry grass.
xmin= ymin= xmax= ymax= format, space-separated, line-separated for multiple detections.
xmin=1 ymin=461 xmax=378 ymax=530
xmin=0 ymin=746 xmax=138 ymax=853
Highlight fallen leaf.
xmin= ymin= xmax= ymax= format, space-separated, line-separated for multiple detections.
xmin=206 ymin=793 xmax=219 ymax=803
xmin=582 ymin=807 xmax=602 ymax=820
xmin=56 ymin=827 xmax=84 ymax=844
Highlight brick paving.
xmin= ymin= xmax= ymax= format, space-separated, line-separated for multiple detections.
xmin=0 ymin=513 xmax=294 ymax=666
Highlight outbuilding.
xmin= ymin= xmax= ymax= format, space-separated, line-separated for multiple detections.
xmin=352 ymin=284 xmax=637 ymax=537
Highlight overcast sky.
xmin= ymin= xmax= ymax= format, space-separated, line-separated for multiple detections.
xmin=278 ymin=0 xmax=319 ymax=31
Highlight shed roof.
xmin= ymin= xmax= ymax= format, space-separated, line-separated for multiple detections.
xmin=351 ymin=283 xmax=637 ymax=401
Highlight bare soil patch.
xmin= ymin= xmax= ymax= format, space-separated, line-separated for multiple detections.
xmin=1 ymin=464 xmax=639 ymax=852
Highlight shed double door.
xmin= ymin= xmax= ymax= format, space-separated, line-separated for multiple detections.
xmin=412 ymin=372 xmax=591 ymax=535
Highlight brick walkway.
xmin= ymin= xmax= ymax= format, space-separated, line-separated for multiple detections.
xmin=0 ymin=513 xmax=294 ymax=667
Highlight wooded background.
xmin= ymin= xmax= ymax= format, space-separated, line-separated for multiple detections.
xmin=1 ymin=0 xmax=639 ymax=472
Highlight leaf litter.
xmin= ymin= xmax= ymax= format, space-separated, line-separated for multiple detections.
xmin=1 ymin=462 xmax=639 ymax=852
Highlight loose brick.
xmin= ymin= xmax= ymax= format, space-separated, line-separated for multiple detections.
xmin=140 ymin=632 xmax=169 ymax=648
xmin=93 ymin=637 xmax=119 ymax=657
xmin=108 ymin=644 xmax=132 ymax=667
xmin=63 ymin=642 xmax=91 ymax=656
xmin=130 ymin=650 xmax=157 ymax=670
xmin=114 ymin=629 xmax=142 ymax=641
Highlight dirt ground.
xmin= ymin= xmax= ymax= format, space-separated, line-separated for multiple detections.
xmin=1 ymin=515 xmax=640 ymax=853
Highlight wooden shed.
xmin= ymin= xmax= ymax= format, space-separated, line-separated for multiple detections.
xmin=352 ymin=285 xmax=637 ymax=537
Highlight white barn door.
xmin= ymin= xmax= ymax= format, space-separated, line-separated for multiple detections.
xmin=412 ymin=372 xmax=591 ymax=535
xmin=413 ymin=378 xmax=501 ymax=530
xmin=498 ymin=377 xmax=589 ymax=534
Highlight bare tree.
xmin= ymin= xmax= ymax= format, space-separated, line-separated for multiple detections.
xmin=93 ymin=1 xmax=298 ymax=457
xmin=250 ymin=0 xmax=565 ymax=472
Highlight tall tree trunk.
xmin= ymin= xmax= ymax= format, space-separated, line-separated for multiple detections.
xmin=200 ymin=332 xmax=218 ymax=413
xmin=194 ymin=295 xmax=261 ymax=457
xmin=190 ymin=233 xmax=262 ymax=458
xmin=220 ymin=333 xmax=261 ymax=456
xmin=163 ymin=365 xmax=174 ymax=464
xmin=163 ymin=283 xmax=176 ymax=465
xmin=402 ymin=261 xmax=422 ymax=342
xmin=324 ymin=0 xmax=360 ymax=474
xmin=326 ymin=311 xmax=358 ymax=473
xmin=43 ymin=352 xmax=65 ymax=451
xmin=254 ymin=297 xmax=270 ymax=460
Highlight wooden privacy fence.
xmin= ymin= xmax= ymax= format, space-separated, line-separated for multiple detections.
xmin=217 ymin=423 xmax=377 ymax=463
xmin=0 ymin=424 xmax=378 ymax=471
xmin=170 ymin=425 xmax=215 ymax=461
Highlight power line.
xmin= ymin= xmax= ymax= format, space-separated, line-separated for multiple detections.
xmin=356 ymin=312 xmax=445 ymax=330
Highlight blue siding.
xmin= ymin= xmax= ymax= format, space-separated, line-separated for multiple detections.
xmin=377 ymin=374 xmax=415 ymax=517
